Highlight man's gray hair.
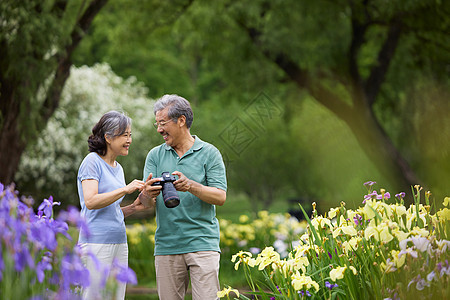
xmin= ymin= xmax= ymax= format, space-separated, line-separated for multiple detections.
xmin=153 ymin=94 xmax=194 ymax=129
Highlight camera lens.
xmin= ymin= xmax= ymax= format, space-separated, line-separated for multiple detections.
xmin=162 ymin=181 xmax=180 ymax=208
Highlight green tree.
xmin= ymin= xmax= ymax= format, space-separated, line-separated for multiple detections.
xmin=0 ymin=0 xmax=108 ymax=184
xmin=172 ymin=0 xmax=450 ymax=197
xmin=16 ymin=63 xmax=159 ymax=206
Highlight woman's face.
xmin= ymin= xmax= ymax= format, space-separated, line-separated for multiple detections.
xmin=107 ymin=126 xmax=132 ymax=157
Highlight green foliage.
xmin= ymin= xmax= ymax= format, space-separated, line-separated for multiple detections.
xmin=0 ymin=0 xmax=91 ymax=137
xmin=16 ymin=63 xmax=159 ymax=206
xmin=9 ymin=0 xmax=450 ymax=210
xmin=225 ymin=185 xmax=450 ymax=299
xmin=126 ymin=210 xmax=307 ymax=288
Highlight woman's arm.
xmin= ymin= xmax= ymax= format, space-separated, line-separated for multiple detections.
xmin=121 ymin=173 xmax=162 ymax=217
xmin=82 ymin=179 xmax=144 ymax=210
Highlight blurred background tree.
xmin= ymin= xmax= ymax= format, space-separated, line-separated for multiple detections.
xmin=2 ymin=0 xmax=449 ymax=212
xmin=0 ymin=0 xmax=108 ymax=185
xmin=15 ymin=63 xmax=158 ymax=204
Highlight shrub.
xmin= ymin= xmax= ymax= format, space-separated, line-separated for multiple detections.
xmin=0 ymin=183 xmax=137 ymax=299
xmin=222 ymin=182 xmax=450 ymax=299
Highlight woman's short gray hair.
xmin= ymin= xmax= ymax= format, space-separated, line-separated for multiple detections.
xmin=153 ymin=94 xmax=194 ymax=129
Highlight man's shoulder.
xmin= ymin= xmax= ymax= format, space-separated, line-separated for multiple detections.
xmin=146 ymin=143 xmax=167 ymax=158
xmin=194 ymin=136 xmax=219 ymax=152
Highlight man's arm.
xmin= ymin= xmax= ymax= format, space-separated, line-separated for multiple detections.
xmin=172 ymin=171 xmax=226 ymax=206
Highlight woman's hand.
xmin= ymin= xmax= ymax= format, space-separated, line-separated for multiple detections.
xmin=123 ymin=179 xmax=145 ymax=194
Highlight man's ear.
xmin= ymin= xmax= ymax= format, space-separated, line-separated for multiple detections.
xmin=178 ymin=115 xmax=186 ymax=127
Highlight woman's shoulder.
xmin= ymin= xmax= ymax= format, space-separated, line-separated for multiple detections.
xmin=79 ymin=152 xmax=103 ymax=168
xmin=83 ymin=152 xmax=100 ymax=162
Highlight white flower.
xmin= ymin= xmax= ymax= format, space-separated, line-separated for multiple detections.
xmin=411 ymin=236 xmax=430 ymax=252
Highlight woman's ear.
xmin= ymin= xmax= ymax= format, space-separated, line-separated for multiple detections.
xmin=104 ymin=134 xmax=111 ymax=144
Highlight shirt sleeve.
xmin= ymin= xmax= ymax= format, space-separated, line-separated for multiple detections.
xmin=205 ymin=146 xmax=227 ymax=191
xmin=78 ymin=154 xmax=101 ymax=182
xmin=143 ymin=148 xmax=158 ymax=181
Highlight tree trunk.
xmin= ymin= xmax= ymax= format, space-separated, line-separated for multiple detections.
xmin=0 ymin=0 xmax=108 ymax=185
xmin=0 ymin=86 xmax=27 ymax=185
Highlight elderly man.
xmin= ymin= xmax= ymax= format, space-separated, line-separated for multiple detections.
xmin=140 ymin=94 xmax=227 ymax=300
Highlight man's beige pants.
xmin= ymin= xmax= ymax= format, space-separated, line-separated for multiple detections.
xmin=155 ymin=251 xmax=220 ymax=300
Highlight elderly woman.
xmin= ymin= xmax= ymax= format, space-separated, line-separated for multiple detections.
xmin=77 ymin=110 xmax=158 ymax=299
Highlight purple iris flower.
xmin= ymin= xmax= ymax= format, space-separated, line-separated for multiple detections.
xmin=38 ymin=196 xmax=60 ymax=219
xmin=14 ymin=243 xmax=34 ymax=272
xmin=395 ymin=192 xmax=405 ymax=199
xmin=61 ymin=253 xmax=90 ymax=290
xmin=50 ymin=219 xmax=70 ymax=239
xmin=30 ymin=221 xmax=57 ymax=251
xmin=364 ymin=181 xmax=376 ymax=187
xmin=325 ymin=281 xmax=338 ymax=289
xmin=363 ymin=191 xmax=378 ymax=203
xmin=36 ymin=254 xmax=53 ymax=283
xmin=113 ymin=259 xmax=137 ymax=285
xmin=58 ymin=206 xmax=90 ymax=237
xmin=382 ymin=192 xmax=391 ymax=200
xmin=353 ymin=214 xmax=363 ymax=226
xmin=298 ymin=290 xmax=311 ymax=297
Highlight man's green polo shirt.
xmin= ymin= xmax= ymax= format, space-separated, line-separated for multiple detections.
xmin=143 ymin=136 xmax=227 ymax=255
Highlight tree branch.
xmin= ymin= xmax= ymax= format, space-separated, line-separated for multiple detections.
xmin=40 ymin=0 xmax=108 ymax=123
xmin=347 ymin=1 xmax=369 ymax=98
xmin=364 ymin=21 xmax=402 ymax=106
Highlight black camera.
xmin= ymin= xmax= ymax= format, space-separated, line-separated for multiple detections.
xmin=152 ymin=172 xmax=180 ymax=208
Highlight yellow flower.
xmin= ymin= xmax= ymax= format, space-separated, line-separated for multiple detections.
xmin=391 ymin=204 xmax=407 ymax=217
xmin=217 ymin=286 xmax=239 ymax=298
xmin=231 ymin=251 xmax=252 ymax=270
xmin=408 ymin=226 xmax=430 ymax=237
xmin=391 ymin=228 xmax=409 ymax=243
xmin=342 ymin=237 xmax=360 ymax=254
xmin=332 ymin=224 xmax=358 ymax=238
xmin=329 ymin=265 xmax=357 ymax=282
xmin=437 ymin=208 xmax=450 ymax=220
xmin=364 ymin=222 xmax=393 ymax=243
xmin=380 ymin=259 xmax=397 ymax=273
xmin=329 ymin=266 xmax=346 ymax=281
xmin=390 ymin=250 xmax=406 ymax=268
xmin=328 ymin=207 xmax=339 ymax=219
xmin=239 ymin=214 xmax=249 ymax=223
xmin=291 ymin=273 xmax=320 ymax=292
xmin=258 ymin=210 xmax=269 ymax=219
xmin=444 ymin=197 xmax=450 ymax=207
xmin=291 ymin=255 xmax=309 ymax=273
xmin=311 ymin=216 xmax=332 ymax=230
xmin=255 ymin=246 xmax=281 ymax=270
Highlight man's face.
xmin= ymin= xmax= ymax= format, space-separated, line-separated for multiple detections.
xmin=155 ymin=108 xmax=180 ymax=147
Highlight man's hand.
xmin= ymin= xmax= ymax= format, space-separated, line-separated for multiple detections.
xmin=132 ymin=196 xmax=155 ymax=211
xmin=172 ymin=171 xmax=192 ymax=192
